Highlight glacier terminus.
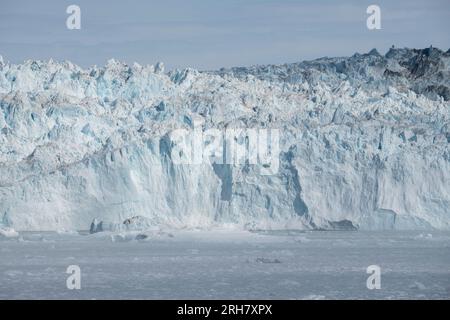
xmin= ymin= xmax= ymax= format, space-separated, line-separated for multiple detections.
xmin=0 ymin=47 xmax=449 ymax=232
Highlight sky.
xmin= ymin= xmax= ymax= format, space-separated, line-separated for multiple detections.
xmin=0 ymin=0 xmax=449 ymax=70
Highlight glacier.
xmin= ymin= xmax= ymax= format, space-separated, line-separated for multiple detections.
xmin=0 ymin=47 xmax=449 ymax=231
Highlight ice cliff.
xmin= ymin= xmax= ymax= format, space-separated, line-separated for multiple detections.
xmin=0 ymin=47 xmax=449 ymax=231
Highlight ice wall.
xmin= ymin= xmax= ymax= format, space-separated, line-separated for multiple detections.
xmin=0 ymin=48 xmax=449 ymax=230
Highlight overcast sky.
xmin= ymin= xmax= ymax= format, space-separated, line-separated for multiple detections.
xmin=0 ymin=0 xmax=449 ymax=70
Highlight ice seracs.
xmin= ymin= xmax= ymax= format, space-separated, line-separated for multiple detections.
xmin=89 ymin=216 xmax=153 ymax=234
xmin=0 ymin=47 xmax=449 ymax=231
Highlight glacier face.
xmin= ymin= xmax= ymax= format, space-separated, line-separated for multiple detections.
xmin=0 ymin=47 xmax=449 ymax=231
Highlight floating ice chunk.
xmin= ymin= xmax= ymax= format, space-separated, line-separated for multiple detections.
xmin=415 ymin=233 xmax=433 ymax=240
xmin=255 ymin=257 xmax=281 ymax=264
xmin=302 ymin=295 xmax=326 ymax=300
xmin=110 ymin=233 xmax=131 ymax=242
xmin=409 ymin=281 xmax=426 ymax=290
xmin=135 ymin=233 xmax=148 ymax=240
xmin=0 ymin=226 xmax=19 ymax=238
